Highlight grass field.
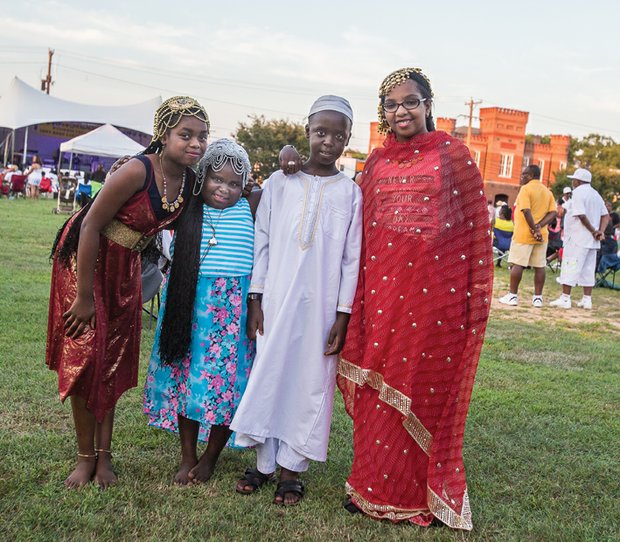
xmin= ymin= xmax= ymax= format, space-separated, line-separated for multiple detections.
xmin=1 ymin=199 xmax=619 ymax=542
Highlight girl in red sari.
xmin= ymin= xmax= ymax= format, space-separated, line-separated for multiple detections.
xmin=337 ymin=68 xmax=493 ymax=529
xmin=46 ymin=97 xmax=209 ymax=489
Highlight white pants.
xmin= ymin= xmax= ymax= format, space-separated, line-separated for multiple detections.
xmin=559 ymin=244 xmax=597 ymax=287
xmin=256 ymin=438 xmax=310 ymax=474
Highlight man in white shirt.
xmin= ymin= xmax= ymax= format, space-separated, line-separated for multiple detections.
xmin=550 ymin=168 xmax=609 ymax=309
xmin=560 ymin=186 xmax=572 ymax=205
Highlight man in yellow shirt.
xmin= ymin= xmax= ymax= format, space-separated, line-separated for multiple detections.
xmin=498 ymin=165 xmax=557 ymax=307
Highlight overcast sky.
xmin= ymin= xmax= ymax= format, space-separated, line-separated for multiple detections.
xmin=0 ymin=0 xmax=618 ymax=151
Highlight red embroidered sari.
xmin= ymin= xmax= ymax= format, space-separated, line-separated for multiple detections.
xmin=338 ymin=130 xmax=492 ymax=529
xmin=46 ymin=157 xmax=186 ymax=422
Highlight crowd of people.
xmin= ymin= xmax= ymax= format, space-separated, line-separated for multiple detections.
xmin=40 ymin=66 xmax=616 ymax=532
xmin=0 ymin=159 xmax=108 ymax=203
xmin=0 ymin=159 xmax=56 ymax=199
xmin=495 ymin=165 xmax=615 ymax=309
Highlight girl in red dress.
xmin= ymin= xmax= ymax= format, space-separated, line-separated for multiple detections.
xmin=46 ymin=97 xmax=209 ymax=489
xmin=337 ymin=68 xmax=492 ymax=529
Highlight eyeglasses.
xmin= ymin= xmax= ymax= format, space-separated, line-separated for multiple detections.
xmin=382 ymin=97 xmax=427 ymax=113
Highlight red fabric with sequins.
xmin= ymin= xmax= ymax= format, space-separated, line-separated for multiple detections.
xmin=338 ymin=130 xmax=493 ymax=529
xmin=46 ymin=157 xmax=186 ymax=422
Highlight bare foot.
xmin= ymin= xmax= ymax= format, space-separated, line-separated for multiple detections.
xmin=187 ymin=457 xmax=215 ymax=484
xmin=64 ymin=456 xmax=96 ymax=489
xmin=174 ymin=458 xmax=197 ymax=485
xmin=93 ymin=452 xmax=117 ymax=490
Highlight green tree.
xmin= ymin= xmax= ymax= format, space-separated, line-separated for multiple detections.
xmin=234 ymin=115 xmax=309 ymax=181
xmin=552 ymin=133 xmax=620 ymax=202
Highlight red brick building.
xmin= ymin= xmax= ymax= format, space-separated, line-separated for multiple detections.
xmin=368 ymin=107 xmax=570 ymax=206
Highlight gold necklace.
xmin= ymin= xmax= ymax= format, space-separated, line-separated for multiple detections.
xmin=159 ymin=154 xmax=186 ymax=212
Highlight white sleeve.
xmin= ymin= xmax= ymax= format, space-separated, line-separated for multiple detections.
xmin=571 ymin=190 xmax=586 ymax=216
xmin=248 ymin=177 xmax=272 ymax=294
xmin=337 ymin=186 xmax=363 ymax=313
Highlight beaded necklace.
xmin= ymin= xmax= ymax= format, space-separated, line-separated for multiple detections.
xmin=159 ymin=154 xmax=186 ymax=213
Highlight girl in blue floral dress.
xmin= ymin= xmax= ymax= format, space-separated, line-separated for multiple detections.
xmin=144 ymin=139 xmax=259 ymax=484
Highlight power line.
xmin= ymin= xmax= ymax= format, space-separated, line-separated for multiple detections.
xmin=5 ymin=47 xmax=618 ymax=137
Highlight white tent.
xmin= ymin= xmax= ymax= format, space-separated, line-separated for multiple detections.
xmin=60 ymin=124 xmax=145 ymax=158
xmin=0 ymin=77 xmax=160 ymax=133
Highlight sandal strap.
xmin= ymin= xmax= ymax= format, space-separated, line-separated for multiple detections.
xmin=275 ymin=479 xmax=305 ymax=498
xmin=241 ymin=468 xmax=272 ymax=489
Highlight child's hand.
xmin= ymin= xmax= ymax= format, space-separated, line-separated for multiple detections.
xmin=324 ymin=312 xmax=351 ymax=356
xmin=246 ymin=299 xmax=264 ymax=340
xmin=279 ymin=146 xmax=302 ymax=175
xmin=63 ymin=295 xmax=96 ymax=339
xmin=242 ymin=176 xmax=256 ymax=199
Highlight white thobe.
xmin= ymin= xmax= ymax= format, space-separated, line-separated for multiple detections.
xmin=231 ymin=170 xmax=363 ymax=462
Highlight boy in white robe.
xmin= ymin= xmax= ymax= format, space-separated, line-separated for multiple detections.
xmin=231 ymin=96 xmax=363 ymax=505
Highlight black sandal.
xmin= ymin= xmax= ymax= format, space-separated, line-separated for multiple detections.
xmin=273 ymin=479 xmax=305 ymax=506
xmin=342 ymin=497 xmax=361 ymax=514
xmin=235 ymin=468 xmax=274 ymax=495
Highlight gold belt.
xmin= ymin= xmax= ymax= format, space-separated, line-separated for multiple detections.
xmin=101 ymin=219 xmax=153 ymax=252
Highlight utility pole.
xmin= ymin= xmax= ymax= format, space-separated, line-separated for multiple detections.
xmin=41 ymin=48 xmax=54 ymax=94
xmin=465 ymin=97 xmax=482 ymax=148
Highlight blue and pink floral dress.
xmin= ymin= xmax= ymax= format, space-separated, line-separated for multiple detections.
xmin=144 ymin=198 xmax=255 ymax=443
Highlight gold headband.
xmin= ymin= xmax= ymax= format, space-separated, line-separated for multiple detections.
xmin=151 ymin=96 xmax=210 ymax=144
xmin=377 ymin=67 xmax=433 ymax=134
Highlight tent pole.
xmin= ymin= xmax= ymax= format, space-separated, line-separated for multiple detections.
xmin=11 ymin=129 xmax=15 ymax=164
xmin=3 ymin=133 xmax=8 ymax=166
xmin=69 ymin=152 xmax=73 ymax=171
xmin=23 ymin=126 xmax=29 ymax=167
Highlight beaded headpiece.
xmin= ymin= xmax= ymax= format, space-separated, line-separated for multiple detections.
xmin=151 ymin=96 xmax=210 ymax=145
xmin=194 ymin=138 xmax=252 ymax=195
xmin=377 ymin=67 xmax=433 ymax=134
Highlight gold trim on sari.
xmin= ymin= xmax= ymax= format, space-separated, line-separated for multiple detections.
xmin=338 ymin=357 xmax=432 ymax=455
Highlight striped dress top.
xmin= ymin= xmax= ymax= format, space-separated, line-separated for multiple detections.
xmin=198 ymin=198 xmax=254 ymax=277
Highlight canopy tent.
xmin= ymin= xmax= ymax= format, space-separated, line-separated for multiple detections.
xmin=0 ymin=77 xmax=160 ymax=132
xmin=59 ymin=124 xmax=145 ymax=158
xmin=0 ymin=77 xmax=160 ymax=165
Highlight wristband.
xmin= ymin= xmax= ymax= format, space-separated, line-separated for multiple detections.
xmin=247 ymin=293 xmax=262 ymax=302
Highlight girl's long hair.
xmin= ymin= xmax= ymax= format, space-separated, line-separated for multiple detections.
xmin=157 ymin=190 xmax=203 ymax=364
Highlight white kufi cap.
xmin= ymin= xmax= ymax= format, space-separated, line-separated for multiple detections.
xmin=309 ymin=95 xmax=353 ymax=122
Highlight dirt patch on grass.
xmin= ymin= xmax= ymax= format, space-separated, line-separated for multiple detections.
xmin=491 ymin=269 xmax=620 ymax=334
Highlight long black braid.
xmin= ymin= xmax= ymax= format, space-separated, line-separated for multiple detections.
xmin=157 ymin=189 xmax=203 ymax=364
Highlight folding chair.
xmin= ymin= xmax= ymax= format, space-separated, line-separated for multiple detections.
xmin=596 ymin=254 xmax=620 ymax=289
xmin=492 ymin=228 xmax=513 ymax=268
xmin=9 ymin=174 xmax=27 ymax=198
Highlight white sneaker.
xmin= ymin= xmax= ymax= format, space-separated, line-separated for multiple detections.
xmin=577 ymin=298 xmax=593 ymax=309
xmin=532 ymin=296 xmax=543 ymax=308
xmin=498 ymin=293 xmax=518 ymax=306
xmin=550 ymin=296 xmax=572 ymax=309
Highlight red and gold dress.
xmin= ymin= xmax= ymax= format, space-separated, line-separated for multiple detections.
xmin=46 ymin=156 xmax=188 ymax=422
xmin=338 ymin=130 xmax=492 ymax=529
